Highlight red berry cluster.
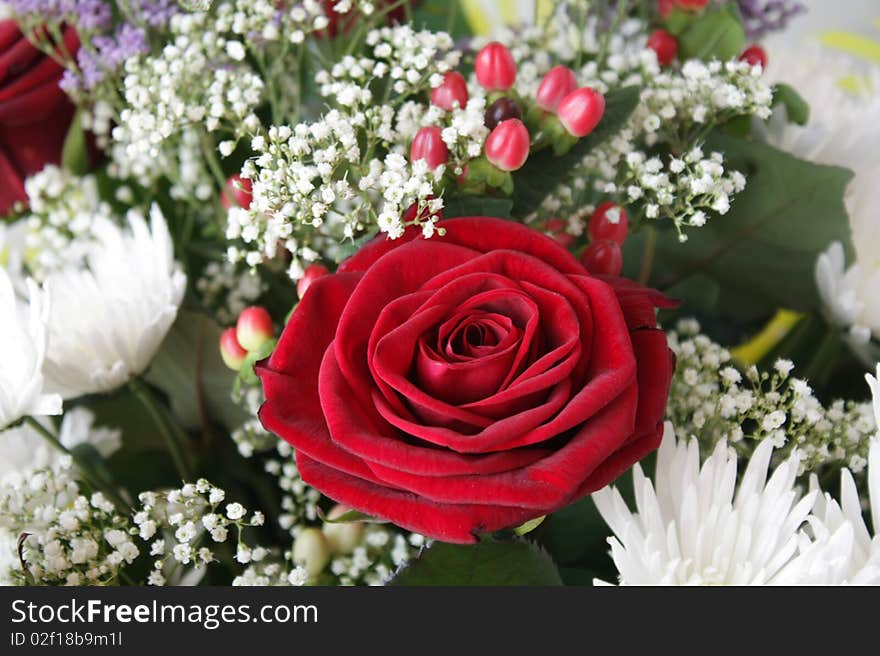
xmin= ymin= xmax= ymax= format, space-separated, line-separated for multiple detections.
xmin=410 ymin=42 xmax=607 ymax=184
xmin=579 ymin=201 xmax=629 ymax=276
xmin=219 ymin=306 xmax=275 ymax=371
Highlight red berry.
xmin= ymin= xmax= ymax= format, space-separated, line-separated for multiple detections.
xmin=236 ymin=306 xmax=274 ymax=352
xmin=484 ymin=118 xmax=530 ymax=172
xmin=474 ymin=42 xmax=516 ymax=91
xmin=219 ymin=327 xmax=248 ymax=371
xmin=580 ymin=240 xmax=623 ymax=276
xmin=431 ymin=71 xmax=469 ymax=110
xmin=410 ymin=126 xmax=449 ymax=170
xmin=535 ymin=65 xmax=577 ymax=112
xmin=647 ymin=30 xmax=678 ymax=67
xmin=221 ymin=174 xmax=253 ymax=210
xmin=588 ymin=202 xmax=629 ymax=245
xmin=740 ymin=45 xmax=768 ymax=70
xmin=557 ymin=87 xmax=605 ymax=138
xmin=297 ymin=263 xmax=330 ymax=299
xmin=659 ymin=0 xmax=708 ymax=16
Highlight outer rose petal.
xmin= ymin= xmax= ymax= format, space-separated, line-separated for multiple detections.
xmin=339 ymin=216 xmax=588 ymax=276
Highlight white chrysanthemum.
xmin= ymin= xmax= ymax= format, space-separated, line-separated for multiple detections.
xmin=798 ymin=366 xmax=880 ymax=584
xmin=41 ymin=205 xmax=186 ymax=399
xmin=593 ymin=423 xmax=823 ymax=585
xmin=0 ymin=268 xmax=62 ymax=429
xmin=0 ymin=407 xmax=121 ymax=481
xmin=761 ymin=49 xmax=880 ymax=342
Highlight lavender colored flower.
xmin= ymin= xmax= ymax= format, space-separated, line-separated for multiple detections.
xmin=731 ymin=0 xmax=807 ymax=40
xmin=74 ymin=23 xmax=149 ymax=90
xmin=7 ymin=0 xmax=111 ymax=30
xmin=73 ymin=0 xmax=112 ymax=31
xmin=134 ymin=0 xmax=178 ymax=28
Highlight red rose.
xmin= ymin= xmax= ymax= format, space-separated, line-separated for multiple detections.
xmin=258 ymin=218 xmax=675 ymax=543
xmin=0 ymin=21 xmax=79 ymax=215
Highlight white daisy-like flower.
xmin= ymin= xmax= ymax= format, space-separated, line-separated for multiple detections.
xmin=593 ymin=422 xmax=822 ymax=585
xmin=0 ymin=268 xmax=62 ymax=429
xmin=760 ymin=49 xmax=880 ymax=343
xmin=41 ymin=205 xmax=186 ymax=399
xmin=797 ymin=365 xmax=880 ymax=584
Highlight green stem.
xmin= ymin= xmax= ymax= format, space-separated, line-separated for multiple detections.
xmin=129 ymin=378 xmax=194 ymax=482
xmin=23 ymin=417 xmax=131 ymax=512
xmin=638 ymin=224 xmax=657 ymax=285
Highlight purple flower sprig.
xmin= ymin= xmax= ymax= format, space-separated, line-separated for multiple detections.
xmin=63 ymin=23 xmax=149 ymax=92
xmin=732 ymin=0 xmax=807 ymax=40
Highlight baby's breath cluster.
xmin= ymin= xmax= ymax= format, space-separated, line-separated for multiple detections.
xmin=226 ymin=24 xmax=465 ymax=278
xmin=195 ymin=260 xmax=265 ymax=327
xmin=233 ymin=556 xmax=308 ymax=587
xmin=110 ymin=10 xmax=264 ymax=186
xmin=132 ymin=480 xmax=265 ymax=586
xmin=17 ymin=166 xmax=114 ymax=280
xmin=667 ymin=319 xmax=875 ymax=474
xmin=0 ymin=458 xmax=137 ymax=586
xmin=610 ymin=147 xmax=747 ymax=239
xmin=329 ymin=526 xmax=423 ymax=586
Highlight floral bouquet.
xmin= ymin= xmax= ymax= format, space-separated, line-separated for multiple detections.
xmin=0 ymin=0 xmax=877 ymax=588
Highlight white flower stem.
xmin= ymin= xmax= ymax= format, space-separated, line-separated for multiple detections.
xmin=22 ymin=416 xmax=131 ymax=512
xmin=129 ymin=378 xmax=195 ymax=482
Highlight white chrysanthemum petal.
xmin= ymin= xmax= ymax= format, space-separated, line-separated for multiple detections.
xmin=41 ymin=205 xmax=186 ymax=399
xmin=0 ymin=269 xmax=62 ymax=429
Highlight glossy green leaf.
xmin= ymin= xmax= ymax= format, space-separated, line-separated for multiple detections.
xmin=641 ymin=132 xmax=854 ymax=322
xmin=388 ymin=539 xmax=563 ymax=586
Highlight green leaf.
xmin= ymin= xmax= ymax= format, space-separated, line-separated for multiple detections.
xmin=512 ymin=86 xmax=641 ymax=218
xmin=237 ymin=338 xmax=276 ymax=386
xmin=144 ymin=311 xmax=247 ymax=431
xmin=513 ymin=515 xmax=546 ymax=536
xmin=61 ymin=109 xmax=89 ymax=175
xmin=772 ymin=83 xmax=810 ymax=126
xmin=334 ymin=229 xmax=378 ymax=264
xmin=678 ymin=6 xmax=746 ymax=62
xmin=388 ymin=539 xmax=563 ymax=586
xmin=641 ymin=132 xmax=854 ymax=322
xmin=443 ymin=195 xmax=513 ymax=219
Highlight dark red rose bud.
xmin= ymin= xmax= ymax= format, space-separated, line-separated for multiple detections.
xmin=221 ymin=174 xmax=253 ymax=210
xmin=535 ymin=65 xmax=577 ymax=112
xmin=297 ymin=263 xmax=330 ymax=299
xmin=410 ymin=126 xmax=449 ymax=170
xmin=236 ymin=306 xmax=274 ymax=352
xmin=484 ymin=97 xmax=522 ymax=131
xmin=647 ymin=30 xmax=678 ymax=67
xmin=557 ymin=87 xmax=605 ymax=138
xmin=580 ymin=240 xmax=623 ymax=276
xmin=474 ymin=41 xmax=516 ymax=91
xmin=588 ymin=202 xmax=629 ymax=245
xmin=485 ymin=118 xmax=530 ymax=172
xmin=740 ymin=45 xmax=768 ymax=70
xmin=220 ymin=327 xmax=248 ymax=371
xmin=430 ymin=71 xmax=469 ymax=110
